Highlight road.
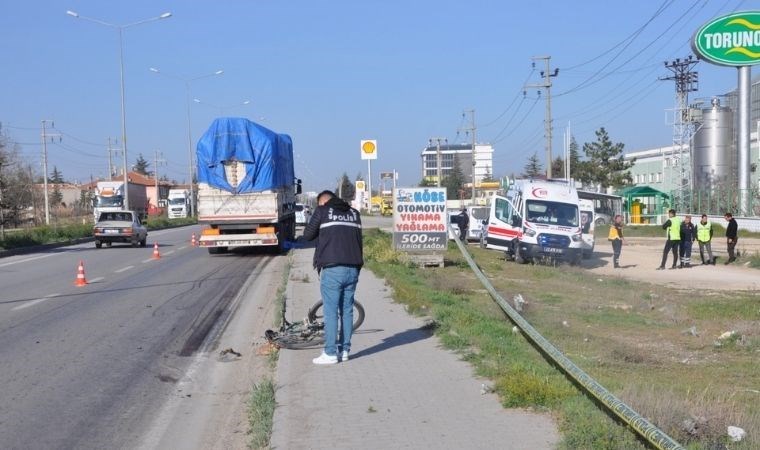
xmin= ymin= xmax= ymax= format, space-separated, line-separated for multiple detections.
xmin=0 ymin=225 xmax=279 ymax=449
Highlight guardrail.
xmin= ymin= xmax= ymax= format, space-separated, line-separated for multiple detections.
xmin=450 ymin=228 xmax=684 ymax=450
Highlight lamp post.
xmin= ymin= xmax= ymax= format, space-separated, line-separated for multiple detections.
xmin=67 ymin=10 xmax=171 ymax=209
xmin=149 ymin=68 xmax=223 ymax=217
xmin=193 ymin=98 xmax=251 ymax=116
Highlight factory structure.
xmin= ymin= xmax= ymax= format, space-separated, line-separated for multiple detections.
xmin=624 ymin=75 xmax=760 ymax=216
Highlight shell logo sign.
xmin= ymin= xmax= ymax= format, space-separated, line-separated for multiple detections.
xmin=360 ymin=140 xmax=377 ymax=160
xmin=355 ymin=180 xmax=366 ymax=191
xmin=692 ymin=11 xmax=760 ymax=66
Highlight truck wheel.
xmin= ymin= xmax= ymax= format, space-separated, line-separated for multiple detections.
xmin=208 ymin=247 xmax=219 ymax=255
xmin=95 ymin=240 xmax=102 ymax=249
xmin=106 ymin=242 xmax=112 ymax=248
xmin=140 ymin=237 xmax=147 ymax=247
xmin=131 ymin=238 xmax=139 ymax=248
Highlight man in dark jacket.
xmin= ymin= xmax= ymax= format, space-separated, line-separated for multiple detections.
xmin=679 ymin=215 xmax=695 ymax=268
xmin=302 ymin=190 xmax=363 ymax=365
xmin=724 ymin=212 xmax=738 ymax=264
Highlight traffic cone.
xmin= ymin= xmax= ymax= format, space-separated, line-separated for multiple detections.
xmin=152 ymin=242 xmax=161 ymax=260
xmin=191 ymin=233 xmax=197 ymax=246
xmin=74 ymin=260 xmax=88 ymax=286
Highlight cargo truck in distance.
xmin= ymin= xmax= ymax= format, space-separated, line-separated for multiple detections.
xmin=196 ymin=118 xmax=301 ymax=254
xmin=167 ymin=189 xmax=190 ymax=219
xmin=93 ymin=180 xmax=148 ymax=221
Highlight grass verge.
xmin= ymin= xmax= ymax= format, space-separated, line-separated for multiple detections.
xmin=362 ymin=228 xmax=759 ymax=450
xmin=247 ymin=378 xmax=276 ymax=449
xmin=246 ymin=255 xmax=291 ymax=448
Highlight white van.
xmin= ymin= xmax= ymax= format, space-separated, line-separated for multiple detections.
xmin=579 ymin=199 xmax=595 ymax=258
xmin=482 ymin=179 xmax=583 ymax=264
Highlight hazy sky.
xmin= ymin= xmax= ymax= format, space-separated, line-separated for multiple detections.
xmin=0 ymin=0 xmax=751 ymax=190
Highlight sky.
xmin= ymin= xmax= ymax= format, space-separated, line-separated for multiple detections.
xmin=0 ymin=0 xmax=754 ymax=192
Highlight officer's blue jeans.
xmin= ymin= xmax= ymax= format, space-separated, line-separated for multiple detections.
xmin=320 ymin=266 xmax=360 ymax=356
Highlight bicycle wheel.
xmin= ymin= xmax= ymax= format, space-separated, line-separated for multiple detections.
xmin=307 ymin=300 xmax=365 ymax=331
xmin=265 ymin=327 xmax=324 ymax=350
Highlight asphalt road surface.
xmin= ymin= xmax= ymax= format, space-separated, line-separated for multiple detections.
xmin=0 ymin=225 xmax=277 ymax=449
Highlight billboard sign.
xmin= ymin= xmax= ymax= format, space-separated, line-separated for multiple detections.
xmin=692 ymin=11 xmax=760 ymax=66
xmin=392 ymin=188 xmax=447 ymax=252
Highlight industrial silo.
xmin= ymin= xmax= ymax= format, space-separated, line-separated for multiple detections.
xmin=692 ymin=98 xmax=734 ymax=191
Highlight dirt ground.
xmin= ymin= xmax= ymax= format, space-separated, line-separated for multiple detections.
xmin=584 ymin=236 xmax=760 ymax=291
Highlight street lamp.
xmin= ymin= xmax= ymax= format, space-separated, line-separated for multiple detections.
xmin=67 ymin=10 xmax=171 ymax=209
xmin=149 ymin=68 xmax=224 ymax=217
xmin=193 ymin=98 xmax=251 ymax=116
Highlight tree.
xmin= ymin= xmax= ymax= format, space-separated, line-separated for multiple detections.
xmin=579 ymin=128 xmax=634 ymax=190
xmin=482 ymin=164 xmax=495 ymax=183
xmin=522 ymin=152 xmax=543 ymax=178
xmin=551 ymin=156 xmax=565 ymax=179
xmin=50 ymin=186 xmax=63 ymax=208
xmin=49 ymin=166 xmax=64 ymax=184
xmin=1 ymin=127 xmax=37 ymax=226
xmin=337 ymin=173 xmax=354 ymax=202
xmin=442 ymin=153 xmax=467 ymax=199
xmin=418 ymin=178 xmax=436 ymax=187
xmin=134 ymin=153 xmax=152 ymax=176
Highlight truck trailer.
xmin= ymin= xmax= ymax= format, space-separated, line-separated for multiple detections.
xmin=93 ymin=180 xmax=148 ymax=221
xmin=196 ymin=118 xmax=300 ymax=254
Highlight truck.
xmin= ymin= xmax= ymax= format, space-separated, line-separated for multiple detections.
xmin=93 ymin=180 xmax=148 ymax=221
xmin=196 ymin=118 xmax=301 ymax=254
xmin=482 ymin=178 xmax=583 ymax=265
xmin=167 ymin=189 xmax=190 ymax=219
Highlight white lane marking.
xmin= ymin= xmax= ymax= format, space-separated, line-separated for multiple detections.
xmin=142 ymin=258 xmax=154 ymax=263
xmin=0 ymin=253 xmax=56 ymax=268
xmin=12 ymin=293 xmax=60 ymax=311
xmin=163 ymin=250 xmax=175 ymax=256
xmin=89 ymin=277 xmax=104 ymax=283
xmin=178 ymin=245 xmax=188 ymax=250
xmin=115 ymin=265 xmax=134 ymax=273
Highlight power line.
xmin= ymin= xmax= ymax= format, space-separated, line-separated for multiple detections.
xmin=481 ymin=67 xmax=535 ymax=128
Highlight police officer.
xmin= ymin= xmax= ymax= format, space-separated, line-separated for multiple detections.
xmin=696 ymin=214 xmax=714 ymax=265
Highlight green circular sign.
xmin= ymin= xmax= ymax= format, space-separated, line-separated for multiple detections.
xmin=692 ymin=11 xmax=760 ymax=67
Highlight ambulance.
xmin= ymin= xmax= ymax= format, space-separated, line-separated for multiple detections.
xmin=482 ymin=179 xmax=583 ymax=264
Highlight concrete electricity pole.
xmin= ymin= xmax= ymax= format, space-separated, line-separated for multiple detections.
xmin=153 ymin=150 xmax=166 ymax=209
xmin=429 ymin=138 xmax=447 ymax=188
xmin=461 ymin=109 xmax=477 ymax=200
xmin=525 ymin=56 xmax=559 ymax=178
xmin=40 ymin=120 xmax=60 ymax=225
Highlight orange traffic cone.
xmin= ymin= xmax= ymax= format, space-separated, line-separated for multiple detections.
xmin=152 ymin=242 xmax=161 ymax=260
xmin=74 ymin=260 xmax=88 ymax=286
xmin=191 ymin=233 xmax=197 ymax=246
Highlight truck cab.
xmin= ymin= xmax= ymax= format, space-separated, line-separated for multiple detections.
xmin=483 ymin=179 xmax=583 ymax=265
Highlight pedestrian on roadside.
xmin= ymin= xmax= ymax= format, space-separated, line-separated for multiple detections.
xmin=679 ymin=215 xmax=695 ymax=268
xmin=724 ymin=212 xmax=738 ymax=265
xmin=302 ymin=190 xmax=363 ymax=365
xmin=458 ymin=208 xmax=469 ymax=241
xmin=696 ymin=214 xmax=715 ymax=265
xmin=657 ymin=209 xmax=681 ymax=270
xmin=608 ymin=214 xmax=624 ymax=268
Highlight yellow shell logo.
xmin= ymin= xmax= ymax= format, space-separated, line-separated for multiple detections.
xmin=362 ymin=141 xmax=376 ymax=154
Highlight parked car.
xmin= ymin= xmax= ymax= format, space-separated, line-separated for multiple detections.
xmin=295 ymin=203 xmax=311 ymax=226
xmin=93 ymin=210 xmax=148 ymax=248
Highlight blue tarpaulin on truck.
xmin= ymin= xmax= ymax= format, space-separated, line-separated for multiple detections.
xmin=196 ymin=118 xmax=294 ymax=193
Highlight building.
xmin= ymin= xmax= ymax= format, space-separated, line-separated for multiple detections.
xmin=420 ymin=143 xmax=494 ymax=188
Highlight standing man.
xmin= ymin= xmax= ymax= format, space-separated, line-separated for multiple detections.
xmin=458 ymin=208 xmax=469 ymax=241
xmin=696 ymin=214 xmax=714 ymax=265
xmin=302 ymin=190 xmax=363 ymax=365
xmin=724 ymin=212 xmax=738 ymax=265
xmin=679 ymin=215 xmax=695 ymax=268
xmin=608 ymin=214 xmax=624 ymax=268
xmin=657 ymin=209 xmax=681 ymax=270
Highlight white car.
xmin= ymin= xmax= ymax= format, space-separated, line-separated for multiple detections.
xmin=295 ymin=204 xmax=311 ymax=226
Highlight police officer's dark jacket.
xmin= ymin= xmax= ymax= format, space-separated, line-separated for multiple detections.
xmin=302 ymin=197 xmax=363 ymax=269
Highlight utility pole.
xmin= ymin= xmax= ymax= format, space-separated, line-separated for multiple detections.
xmin=153 ymin=150 xmax=166 ymax=211
xmin=107 ymin=137 xmax=120 ymax=178
xmin=461 ymin=109 xmax=477 ymax=201
xmin=429 ymin=138 xmax=447 ymax=188
xmin=0 ymin=160 xmax=5 ymax=241
xmin=525 ymin=56 xmax=559 ymax=178
xmin=40 ymin=120 xmax=57 ymax=225
xmin=661 ymin=56 xmax=698 ymax=211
